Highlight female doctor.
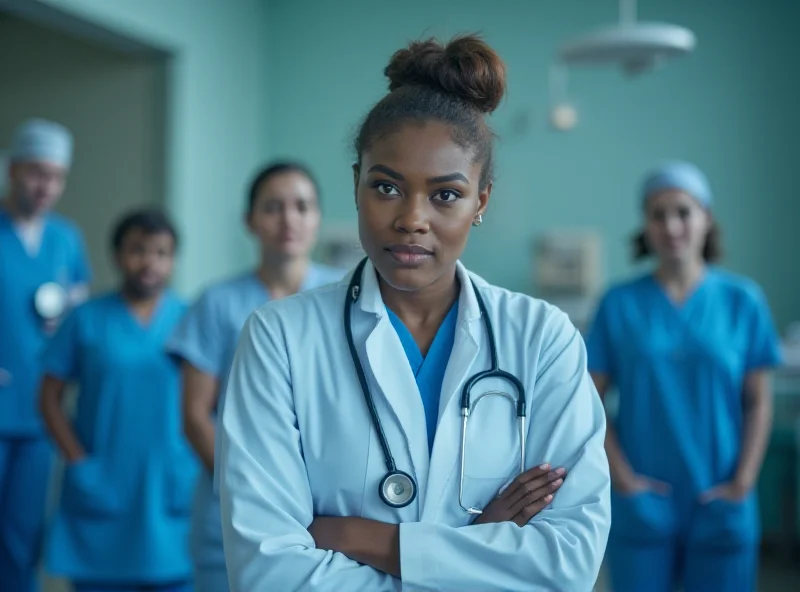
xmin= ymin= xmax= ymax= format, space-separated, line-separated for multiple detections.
xmin=584 ymin=162 xmax=783 ymax=592
xmin=218 ymin=34 xmax=611 ymax=592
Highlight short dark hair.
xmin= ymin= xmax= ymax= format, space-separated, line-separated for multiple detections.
xmin=353 ymin=34 xmax=507 ymax=190
xmin=631 ymin=222 xmax=723 ymax=263
xmin=111 ymin=208 xmax=179 ymax=252
xmin=246 ymin=161 xmax=320 ymax=216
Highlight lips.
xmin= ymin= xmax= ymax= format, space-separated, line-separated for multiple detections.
xmin=385 ymin=244 xmax=433 ymax=266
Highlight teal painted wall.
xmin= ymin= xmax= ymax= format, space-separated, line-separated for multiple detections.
xmin=39 ymin=0 xmax=272 ymax=297
xmin=265 ymin=0 xmax=799 ymax=328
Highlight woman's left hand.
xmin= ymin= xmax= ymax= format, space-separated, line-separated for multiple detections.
xmin=698 ymin=479 xmax=749 ymax=504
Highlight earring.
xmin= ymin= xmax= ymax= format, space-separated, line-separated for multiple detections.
xmin=472 ymin=214 xmax=483 ymax=227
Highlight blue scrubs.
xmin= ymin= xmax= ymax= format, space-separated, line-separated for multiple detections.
xmin=0 ymin=209 xmax=91 ymax=592
xmin=585 ymin=269 xmax=783 ymax=592
xmin=166 ymin=263 xmax=344 ymax=592
xmin=41 ymin=291 xmax=198 ymax=589
xmin=386 ymin=300 xmax=459 ymax=453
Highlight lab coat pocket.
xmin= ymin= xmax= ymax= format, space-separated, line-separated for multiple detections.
xmin=689 ymin=496 xmax=758 ymax=548
xmin=164 ymin=460 xmax=198 ymax=516
xmin=62 ymin=458 xmax=122 ymax=518
xmin=611 ymin=490 xmax=676 ymax=542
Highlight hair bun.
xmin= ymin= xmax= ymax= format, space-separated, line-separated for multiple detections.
xmin=384 ymin=34 xmax=507 ymax=114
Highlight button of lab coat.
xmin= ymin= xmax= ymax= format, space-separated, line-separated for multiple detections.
xmin=0 ymin=368 xmax=12 ymax=387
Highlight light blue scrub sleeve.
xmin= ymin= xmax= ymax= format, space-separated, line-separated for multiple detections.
xmin=744 ymin=287 xmax=783 ymax=371
xmin=41 ymin=308 xmax=80 ymax=380
xmin=584 ymin=293 xmax=616 ymax=379
xmin=168 ymin=292 xmax=224 ymax=378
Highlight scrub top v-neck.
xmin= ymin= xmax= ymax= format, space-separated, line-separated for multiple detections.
xmin=386 ymin=300 xmax=459 ymax=453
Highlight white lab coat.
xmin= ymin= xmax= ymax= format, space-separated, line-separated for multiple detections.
xmin=218 ymin=259 xmax=611 ymax=592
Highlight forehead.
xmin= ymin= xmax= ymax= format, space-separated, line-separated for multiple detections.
xmin=646 ymin=189 xmax=703 ymax=211
xmin=14 ymin=160 xmax=68 ymax=175
xmin=121 ymin=227 xmax=174 ymax=246
xmin=362 ymin=121 xmax=477 ymax=179
xmin=256 ymin=172 xmax=317 ymax=202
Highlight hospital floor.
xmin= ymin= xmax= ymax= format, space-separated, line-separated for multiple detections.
xmin=42 ymin=553 xmax=800 ymax=592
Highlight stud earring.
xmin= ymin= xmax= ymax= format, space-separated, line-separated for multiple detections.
xmin=472 ymin=214 xmax=483 ymax=227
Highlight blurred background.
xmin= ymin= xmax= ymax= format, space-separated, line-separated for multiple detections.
xmin=1 ymin=0 xmax=798 ymax=590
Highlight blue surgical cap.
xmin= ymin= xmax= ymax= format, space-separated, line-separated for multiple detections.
xmin=641 ymin=161 xmax=712 ymax=208
xmin=10 ymin=118 xmax=74 ymax=168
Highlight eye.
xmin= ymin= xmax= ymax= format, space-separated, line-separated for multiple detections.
xmin=374 ymin=182 xmax=400 ymax=196
xmin=434 ymin=190 xmax=461 ymax=203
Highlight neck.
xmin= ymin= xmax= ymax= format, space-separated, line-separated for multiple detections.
xmin=654 ymin=257 xmax=705 ymax=302
xmin=380 ymin=266 xmax=460 ymax=330
xmin=257 ymin=255 xmax=309 ymax=299
xmin=121 ymin=285 xmax=162 ymax=320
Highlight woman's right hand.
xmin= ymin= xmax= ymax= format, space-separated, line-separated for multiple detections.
xmin=473 ymin=464 xmax=566 ymax=527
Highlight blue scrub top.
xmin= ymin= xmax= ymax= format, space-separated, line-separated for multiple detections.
xmin=0 ymin=209 xmax=92 ymax=435
xmin=41 ymin=290 xmax=198 ymax=583
xmin=386 ymin=299 xmax=459 ymax=453
xmin=585 ymin=268 xmax=782 ymax=545
xmin=166 ymin=262 xmax=345 ymax=569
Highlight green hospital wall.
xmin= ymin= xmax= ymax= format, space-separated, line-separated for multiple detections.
xmin=39 ymin=0 xmax=272 ymax=297
xmin=265 ymin=0 xmax=799 ymax=329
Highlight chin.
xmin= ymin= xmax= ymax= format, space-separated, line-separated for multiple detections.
xmin=374 ymin=260 xmax=441 ymax=293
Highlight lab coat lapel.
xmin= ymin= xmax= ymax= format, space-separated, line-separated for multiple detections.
xmin=359 ymin=260 xmax=430 ymax=507
xmin=424 ymin=262 xmax=483 ymax=516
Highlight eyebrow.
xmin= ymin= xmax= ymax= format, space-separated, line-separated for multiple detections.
xmin=367 ymin=165 xmax=470 ymax=185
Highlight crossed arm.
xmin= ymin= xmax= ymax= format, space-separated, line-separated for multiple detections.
xmin=218 ymin=313 xmax=611 ymax=591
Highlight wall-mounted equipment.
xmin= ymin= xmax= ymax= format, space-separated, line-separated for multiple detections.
xmin=534 ymin=230 xmax=603 ymax=332
xmin=314 ymin=224 xmax=365 ymax=270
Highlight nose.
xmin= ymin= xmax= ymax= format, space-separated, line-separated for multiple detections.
xmin=394 ymin=194 xmax=430 ymax=234
xmin=142 ymin=249 xmax=160 ymax=267
xmin=664 ymin=214 xmax=683 ymax=236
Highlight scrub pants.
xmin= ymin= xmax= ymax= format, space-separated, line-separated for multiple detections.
xmin=607 ymin=539 xmax=758 ymax=592
xmin=74 ymin=583 xmax=192 ymax=592
xmin=0 ymin=437 xmax=53 ymax=592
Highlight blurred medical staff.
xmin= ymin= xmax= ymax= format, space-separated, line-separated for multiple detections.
xmin=585 ymin=162 xmax=782 ymax=592
xmin=39 ymin=210 xmax=198 ymax=592
xmin=167 ymin=162 xmax=345 ymax=592
xmin=0 ymin=119 xmax=91 ymax=592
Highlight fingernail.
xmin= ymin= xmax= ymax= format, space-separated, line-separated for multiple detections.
xmin=553 ymin=478 xmax=563 ymax=487
xmin=539 ymin=463 xmax=550 ymax=470
xmin=545 ymin=494 xmax=553 ymax=502
xmin=555 ymin=467 xmax=566 ymax=475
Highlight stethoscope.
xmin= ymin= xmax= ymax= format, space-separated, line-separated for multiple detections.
xmin=344 ymin=257 xmax=527 ymax=513
xmin=34 ymin=282 xmax=68 ymax=322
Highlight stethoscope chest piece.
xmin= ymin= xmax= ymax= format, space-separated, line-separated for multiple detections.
xmin=34 ymin=282 xmax=68 ymax=320
xmin=379 ymin=471 xmax=417 ymax=508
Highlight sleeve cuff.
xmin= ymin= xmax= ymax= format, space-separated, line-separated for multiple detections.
xmin=166 ymin=342 xmax=221 ymax=378
xmin=399 ymin=521 xmax=439 ymax=588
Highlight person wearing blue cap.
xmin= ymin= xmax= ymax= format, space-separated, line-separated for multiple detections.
xmin=584 ymin=161 xmax=783 ymax=592
xmin=0 ymin=118 xmax=92 ymax=591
